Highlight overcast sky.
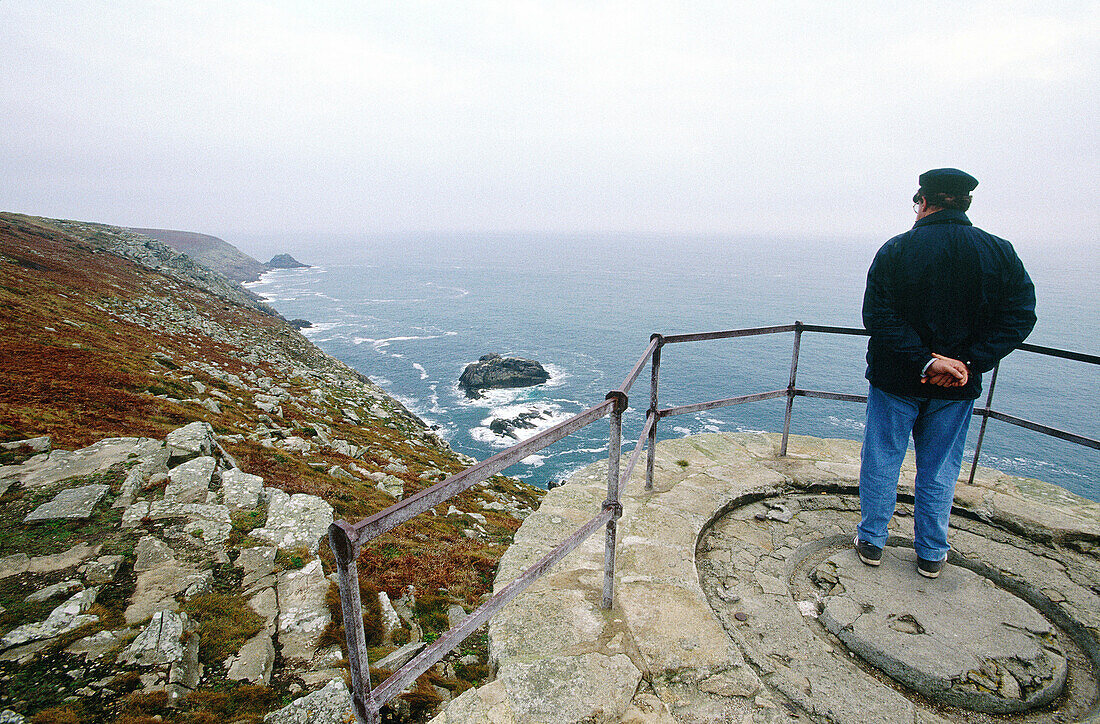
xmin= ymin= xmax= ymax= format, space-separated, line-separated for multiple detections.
xmin=2 ymin=1 xmax=1097 ymax=247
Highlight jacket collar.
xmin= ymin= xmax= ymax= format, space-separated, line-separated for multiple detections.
xmin=913 ymin=209 xmax=972 ymax=228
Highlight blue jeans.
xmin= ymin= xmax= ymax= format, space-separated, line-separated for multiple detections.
xmin=858 ymin=384 xmax=974 ymax=561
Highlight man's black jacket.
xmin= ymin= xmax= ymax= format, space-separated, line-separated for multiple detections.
xmin=863 ymin=209 xmax=1036 ymax=400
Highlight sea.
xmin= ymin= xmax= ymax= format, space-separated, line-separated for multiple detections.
xmin=241 ymin=233 xmax=1099 ymax=503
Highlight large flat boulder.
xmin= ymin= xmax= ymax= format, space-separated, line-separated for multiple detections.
xmin=275 ymin=559 xmax=330 ymax=664
xmin=252 ymin=490 xmax=333 ymax=552
xmin=14 ymin=437 xmax=163 ymax=488
xmin=23 ymin=484 xmax=109 ymax=522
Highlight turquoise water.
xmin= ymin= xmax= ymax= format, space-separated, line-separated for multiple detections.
xmin=244 ymin=234 xmax=1098 ymax=501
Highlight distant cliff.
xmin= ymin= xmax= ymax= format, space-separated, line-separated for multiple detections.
xmin=128 ymin=227 xmax=271 ymax=283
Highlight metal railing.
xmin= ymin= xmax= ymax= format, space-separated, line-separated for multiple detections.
xmin=328 ymin=322 xmax=1099 ymax=723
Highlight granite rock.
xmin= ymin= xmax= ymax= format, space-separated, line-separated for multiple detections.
xmin=222 ymin=468 xmax=264 ymax=509
xmin=166 ymin=422 xmax=216 ymax=462
xmin=164 ymin=456 xmax=216 ymax=504
xmin=24 ymin=484 xmax=110 ymax=522
xmin=1 ymin=588 xmax=99 ymax=649
xmin=276 ymin=559 xmax=331 ymax=663
xmin=252 ymin=490 xmax=333 ymax=552
xmin=263 ymin=678 xmax=353 ymax=724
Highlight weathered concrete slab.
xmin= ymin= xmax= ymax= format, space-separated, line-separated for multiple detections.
xmin=24 ymin=484 xmax=109 ymax=522
xmin=818 ymin=546 xmax=1067 ymax=713
xmin=433 ymin=432 xmax=1100 ymax=724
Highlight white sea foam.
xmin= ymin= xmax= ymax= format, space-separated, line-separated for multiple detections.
xmin=521 ymin=454 xmax=545 ymax=467
xmin=354 ymin=334 xmax=453 ymax=349
xmin=301 ymin=322 xmax=341 ymax=337
xmin=673 ymin=426 xmax=692 ymax=436
xmin=541 ymin=363 xmax=570 ymax=388
xmin=469 ymin=402 xmax=576 ymax=449
xmin=825 ymin=415 xmax=864 ymax=432
xmin=412 ymin=363 xmax=429 ymax=380
xmin=424 ymin=282 xmax=470 ymax=298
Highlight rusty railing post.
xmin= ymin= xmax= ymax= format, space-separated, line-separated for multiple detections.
xmin=328 ymin=521 xmax=378 ymax=724
xmin=780 ymin=321 xmax=803 ymax=456
xmin=602 ymin=390 xmax=627 ymax=610
xmin=967 ymin=363 xmax=999 ymax=485
xmin=646 ymin=335 xmax=663 ymax=491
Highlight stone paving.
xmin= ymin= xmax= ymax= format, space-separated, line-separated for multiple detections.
xmin=430 ymin=432 xmax=1100 ymax=724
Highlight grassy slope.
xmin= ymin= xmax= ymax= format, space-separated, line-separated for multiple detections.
xmin=0 ymin=212 xmax=543 ymax=722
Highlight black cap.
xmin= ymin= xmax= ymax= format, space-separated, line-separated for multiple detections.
xmin=915 ymin=168 xmax=978 ymax=201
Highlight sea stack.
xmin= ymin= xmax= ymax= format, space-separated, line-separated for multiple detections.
xmin=459 ymin=354 xmax=550 ymax=397
xmin=267 ymin=253 xmax=310 ymax=269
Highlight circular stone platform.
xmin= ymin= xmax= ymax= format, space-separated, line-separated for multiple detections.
xmin=815 ymin=545 xmax=1068 ymax=713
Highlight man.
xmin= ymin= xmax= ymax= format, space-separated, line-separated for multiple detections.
xmin=856 ymin=168 xmax=1036 ymax=578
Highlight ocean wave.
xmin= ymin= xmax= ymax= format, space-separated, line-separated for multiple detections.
xmin=412 ymin=363 xmax=429 ymax=380
xmin=825 ymin=415 xmax=864 ymax=432
xmin=520 ymin=454 xmax=545 ymax=467
xmin=354 ymin=334 xmax=454 ymax=349
xmin=301 ymin=322 xmax=342 ymax=335
xmin=424 ymin=282 xmax=470 ymax=298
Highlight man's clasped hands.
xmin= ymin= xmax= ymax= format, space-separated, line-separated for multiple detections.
xmin=921 ymin=352 xmax=969 ymax=387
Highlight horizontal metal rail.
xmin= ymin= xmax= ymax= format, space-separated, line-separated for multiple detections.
xmin=661 ymin=323 xmax=796 ymax=345
xmin=794 ymin=388 xmax=869 ymax=404
xmin=798 ymin=323 xmax=869 ymax=337
xmin=659 ymin=389 xmax=787 ymax=418
xmin=347 ymin=398 xmax=614 ymax=544
xmin=371 ymin=507 xmax=614 ymax=706
xmin=980 ymin=409 xmax=1100 ymax=450
xmin=1018 ymin=342 xmax=1100 ymax=365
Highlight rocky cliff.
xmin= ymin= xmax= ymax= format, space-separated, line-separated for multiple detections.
xmin=0 ymin=212 xmax=542 ymax=723
xmin=127 ymin=227 xmax=273 ymax=283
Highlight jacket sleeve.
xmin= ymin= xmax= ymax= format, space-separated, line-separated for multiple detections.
xmin=862 ymin=245 xmax=931 ymax=376
xmin=965 ymin=256 xmax=1036 ymax=373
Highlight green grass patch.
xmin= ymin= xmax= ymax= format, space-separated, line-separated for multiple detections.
xmin=413 ymin=590 xmax=452 ymax=636
xmin=274 ymin=546 xmax=310 ymax=571
xmin=180 ymin=593 xmax=264 ymax=666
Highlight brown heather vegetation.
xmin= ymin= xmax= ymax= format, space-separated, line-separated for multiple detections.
xmin=0 ymin=213 xmax=544 ymax=722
